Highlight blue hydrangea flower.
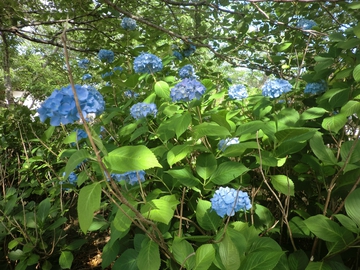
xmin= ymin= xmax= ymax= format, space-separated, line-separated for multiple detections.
xmin=304 ymin=80 xmax=326 ymax=95
xmin=111 ymin=170 xmax=145 ymax=185
xmin=297 ymin=19 xmax=317 ymax=30
xmin=228 ymin=85 xmax=248 ymax=100
xmin=98 ymin=49 xmax=114 ymax=63
xmin=113 ymin=66 xmax=123 ymax=72
xmin=170 ymin=78 xmax=206 ymax=102
xmin=179 ymin=64 xmax=196 ymax=79
xmin=210 ymin=186 xmax=252 ymax=218
xmin=62 ymin=172 xmax=78 ymax=186
xmin=218 ymin=137 xmax=240 ymax=151
xmin=75 ymin=128 xmax=88 ymax=141
xmin=133 ymin=53 xmax=163 ymax=74
xmin=130 ymin=102 xmax=157 ymax=119
xmin=183 ymin=43 xmax=196 ymax=57
xmin=102 ymin=71 xmax=114 ymax=78
xmin=82 ymin=73 xmax=92 ymax=80
xmin=262 ymin=79 xmax=292 ymax=98
xmin=121 ymin=17 xmax=137 ymax=30
xmin=78 ymin=59 xmax=90 ymax=69
xmin=124 ymin=90 xmax=140 ymax=99
xmin=173 ymin=51 xmax=183 ymax=60
xmin=37 ymin=84 xmax=105 ymax=126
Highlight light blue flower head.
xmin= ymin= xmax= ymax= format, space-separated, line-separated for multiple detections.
xmin=179 ymin=64 xmax=196 ymax=79
xmin=304 ymin=80 xmax=326 ymax=95
xmin=228 ymin=85 xmax=248 ymax=100
xmin=121 ymin=17 xmax=137 ymax=30
xmin=210 ymin=187 xmax=252 ymax=218
xmin=130 ymin=102 xmax=157 ymax=119
xmin=297 ymin=19 xmax=317 ymax=30
xmin=170 ymin=78 xmax=206 ymax=102
xmin=111 ymin=170 xmax=146 ymax=185
xmin=262 ymin=79 xmax=292 ymax=98
xmin=133 ymin=53 xmax=163 ymax=74
xmin=98 ymin=49 xmax=115 ymax=63
xmin=82 ymin=73 xmax=92 ymax=81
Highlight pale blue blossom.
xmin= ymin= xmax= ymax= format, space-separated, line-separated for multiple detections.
xmin=262 ymin=79 xmax=292 ymax=98
xmin=133 ymin=53 xmax=163 ymax=74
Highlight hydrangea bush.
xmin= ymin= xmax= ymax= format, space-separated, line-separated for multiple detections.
xmin=262 ymin=78 xmax=292 ymax=98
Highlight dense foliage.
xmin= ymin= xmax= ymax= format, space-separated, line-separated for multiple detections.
xmin=1 ymin=0 xmax=360 ymax=269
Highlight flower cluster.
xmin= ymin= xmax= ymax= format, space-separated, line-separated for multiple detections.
xmin=82 ymin=74 xmax=92 ymax=81
xmin=297 ymin=19 xmax=317 ymax=30
xmin=172 ymin=43 xmax=196 ymax=60
xmin=130 ymin=102 xmax=157 ymax=119
xmin=98 ymin=49 xmax=114 ymax=63
xmin=218 ymin=137 xmax=239 ymax=151
xmin=173 ymin=51 xmax=183 ymax=61
xmin=179 ymin=64 xmax=196 ymax=79
xmin=133 ymin=53 xmax=163 ymax=74
xmin=124 ymin=90 xmax=140 ymax=99
xmin=62 ymin=172 xmax=78 ymax=186
xmin=113 ymin=66 xmax=123 ymax=72
xmin=304 ymin=81 xmax=326 ymax=95
xmin=75 ymin=128 xmax=88 ymax=141
xmin=37 ymin=84 xmax=105 ymax=126
xmin=121 ymin=17 xmax=137 ymax=30
xmin=262 ymin=79 xmax=292 ymax=98
xmin=170 ymin=78 xmax=206 ymax=102
xmin=78 ymin=59 xmax=90 ymax=69
xmin=111 ymin=170 xmax=145 ymax=185
xmin=228 ymin=84 xmax=248 ymax=100
xmin=210 ymin=187 xmax=252 ymax=218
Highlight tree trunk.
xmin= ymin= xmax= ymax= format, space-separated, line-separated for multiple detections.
xmin=1 ymin=31 xmax=13 ymax=106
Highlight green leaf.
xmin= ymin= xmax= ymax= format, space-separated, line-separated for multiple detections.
xmin=235 ymin=120 xmax=263 ymax=136
xmin=141 ymin=195 xmax=179 ymax=224
xmin=167 ymin=144 xmax=192 ymax=167
xmin=172 ymin=237 xmax=196 ymax=269
xmin=196 ymin=153 xmax=217 ymax=180
xmin=289 ymin=216 xmax=312 ymax=238
xmin=275 ymin=129 xmax=316 ymax=143
xmin=305 ymin=262 xmax=332 ymax=270
xmin=337 ymin=38 xmax=360 ymax=49
xmin=62 ymin=131 xmax=77 ymax=144
xmin=37 ymin=198 xmax=50 ymax=224
xmin=154 ymin=80 xmax=170 ymax=99
xmin=101 ymin=240 xmax=120 ymax=269
xmin=353 ymin=64 xmax=360 ymax=82
xmin=270 ymin=175 xmax=294 ymax=196
xmin=209 ymin=161 xmax=249 ymax=185
xmin=288 ymin=250 xmax=309 ymax=270
xmin=196 ymin=199 xmax=222 ymax=231
xmin=113 ymin=249 xmax=138 ymax=270
xmin=77 ymin=182 xmax=101 ymax=233
xmin=41 ymin=126 xmax=55 ymax=141
xmin=275 ymin=141 xmax=306 ymax=158
xmin=309 ymin=133 xmax=337 ymax=165
xmin=175 ymin=112 xmax=192 ymax=138
xmin=165 ymin=167 xmax=200 ymax=187
xmin=219 ymin=232 xmax=240 ymax=270
xmin=194 ymin=244 xmax=215 ymax=270
xmin=59 ymin=251 xmax=73 ymax=269
xmin=334 ymin=214 xmax=359 ymax=234
xmin=137 ymin=238 xmax=161 ymax=270
xmin=64 ymin=149 xmax=91 ymax=179
xmin=222 ymin=142 xmax=259 ymax=157
xmin=340 ymin=100 xmax=360 ymax=116
xmin=193 ymin=122 xmax=231 ymax=139
xmin=345 ymin=188 xmax=360 ymax=227
xmin=240 ymin=251 xmax=284 ymax=270
xmin=303 ymin=215 xmax=343 ymax=242
xmin=103 ymin=145 xmax=162 ymax=173
xmin=349 ymin=2 xmax=360 ymax=9
xmin=113 ymin=204 xmax=136 ymax=232
xmin=276 ymin=42 xmax=292 ymax=52
xmin=321 ymin=113 xmax=348 ymax=133
xmin=8 ymin=249 xmax=25 ymax=261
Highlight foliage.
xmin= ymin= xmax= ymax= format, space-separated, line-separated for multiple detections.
xmin=1 ymin=1 xmax=360 ymax=269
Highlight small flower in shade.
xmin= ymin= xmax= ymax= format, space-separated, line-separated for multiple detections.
xmin=210 ymin=186 xmax=252 ymax=218
xmin=98 ymin=49 xmax=114 ymax=63
xmin=173 ymin=51 xmax=183 ymax=60
xmin=78 ymin=59 xmax=90 ymax=69
xmin=133 ymin=53 xmax=163 ymax=74
xmin=179 ymin=64 xmax=196 ymax=79
xmin=170 ymin=78 xmax=206 ymax=102
xmin=183 ymin=43 xmax=196 ymax=57
xmin=228 ymin=84 xmax=248 ymax=100
xmin=111 ymin=170 xmax=145 ymax=185
xmin=113 ymin=66 xmax=123 ymax=72
xmin=121 ymin=17 xmax=137 ymax=30
xmin=124 ymin=90 xmax=140 ymax=99
xmin=102 ymin=71 xmax=114 ymax=78
xmin=304 ymin=80 xmax=327 ymax=95
xmin=75 ymin=128 xmax=88 ymax=141
xmin=297 ymin=19 xmax=317 ymax=30
xmin=130 ymin=102 xmax=157 ymax=119
xmin=37 ymin=84 xmax=105 ymax=126
xmin=218 ymin=137 xmax=239 ymax=151
xmin=62 ymin=172 xmax=78 ymax=185
xmin=262 ymin=79 xmax=292 ymax=98
xmin=82 ymin=73 xmax=92 ymax=80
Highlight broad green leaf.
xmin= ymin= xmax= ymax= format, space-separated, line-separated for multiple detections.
xmin=275 ymin=254 xmax=290 ymax=270
xmin=303 ymin=215 xmax=343 ymax=242
xmin=349 ymin=2 xmax=360 ymax=9
xmin=113 ymin=249 xmax=138 ymax=270
xmin=59 ymin=251 xmax=73 ymax=269
xmin=194 ymin=244 xmax=215 ymax=270
xmin=337 ymin=38 xmax=360 ymax=49
xmin=222 ymin=142 xmax=259 ymax=157
xmin=276 ymin=42 xmax=292 ymax=52
xmin=270 ymin=175 xmax=294 ymax=196
xmin=141 ymin=195 xmax=179 ymax=224
xmin=8 ymin=249 xmax=25 ymax=261
xmin=209 ymin=162 xmax=249 ymax=185
xmin=305 ymin=262 xmax=332 ymax=270
xmin=77 ymin=182 xmax=101 ymax=233
xmin=196 ymin=153 xmax=217 ymax=180
xmin=335 ymin=68 xmax=353 ymax=80
xmin=288 ymin=249 xmax=309 ymax=270
xmin=62 ymin=131 xmax=77 ymax=144
xmin=165 ymin=167 xmax=200 ymax=187
xmin=41 ymin=126 xmax=55 ymax=142
xmin=340 ymin=100 xmax=360 ymax=116
xmin=172 ymin=237 xmax=196 ymax=269
xmin=309 ymin=133 xmax=337 ymax=165
xmin=196 ymin=199 xmax=222 ymax=231
xmin=248 ymin=237 xmax=282 ymax=253
xmin=240 ymin=251 xmax=284 ymax=270
xmin=340 ymin=140 xmax=360 ymax=164
xmin=321 ymin=113 xmax=348 ymax=133
xmin=101 ymin=240 xmax=120 ymax=269
xmin=334 ymin=214 xmax=359 ymax=234
xmin=113 ymin=204 xmax=136 ymax=232
xmin=345 ymin=188 xmax=360 ymax=227
xmin=275 ymin=129 xmax=316 ymax=143
xmin=64 ymin=149 xmax=91 ymax=179
xmin=137 ymin=238 xmax=161 ymax=270
xmin=253 ymin=205 xmax=275 ymax=230
xmin=289 ymin=216 xmax=312 ymax=238
xmin=275 ymin=141 xmax=306 ymax=158
xmin=326 ymin=229 xmax=354 ymax=254
xmin=167 ymin=144 xmax=192 ymax=167
xmin=193 ymin=122 xmax=231 ymax=139
xmin=219 ymin=232 xmax=240 ymax=270
xmin=37 ymin=198 xmax=50 ymax=224
xmin=154 ymin=80 xmax=170 ymax=99
xmin=103 ymin=145 xmax=162 ymax=173
xmin=175 ymin=112 xmax=192 ymax=138
xmin=235 ymin=120 xmax=263 ymax=136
